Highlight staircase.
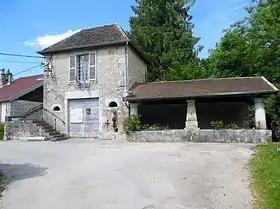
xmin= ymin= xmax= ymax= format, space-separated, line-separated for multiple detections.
xmin=33 ymin=120 xmax=69 ymax=141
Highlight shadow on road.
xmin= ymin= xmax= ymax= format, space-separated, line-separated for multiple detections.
xmin=0 ymin=164 xmax=47 ymax=184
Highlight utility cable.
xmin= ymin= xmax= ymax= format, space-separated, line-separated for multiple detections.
xmin=0 ymin=52 xmax=43 ymax=59
xmin=13 ymin=64 xmax=43 ymax=77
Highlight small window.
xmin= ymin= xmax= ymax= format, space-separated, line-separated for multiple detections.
xmin=53 ymin=106 xmax=61 ymax=111
xmin=109 ymin=101 xmax=118 ymax=107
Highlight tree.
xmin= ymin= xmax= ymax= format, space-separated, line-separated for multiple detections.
xmin=209 ymin=0 xmax=280 ymax=139
xmin=129 ymin=0 xmax=200 ymax=80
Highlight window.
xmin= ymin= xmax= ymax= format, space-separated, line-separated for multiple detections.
xmin=53 ymin=105 xmax=61 ymax=111
xmin=69 ymin=53 xmax=96 ymax=82
xmin=109 ymin=101 xmax=118 ymax=107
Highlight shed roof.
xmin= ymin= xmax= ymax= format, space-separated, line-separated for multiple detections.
xmin=0 ymin=74 xmax=44 ymax=102
xmin=125 ymin=76 xmax=278 ymax=102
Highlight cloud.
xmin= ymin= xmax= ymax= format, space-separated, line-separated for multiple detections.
xmin=231 ymin=1 xmax=250 ymax=12
xmin=24 ymin=29 xmax=81 ymax=49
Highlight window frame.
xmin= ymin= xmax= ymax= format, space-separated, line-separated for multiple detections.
xmin=69 ymin=51 xmax=97 ymax=83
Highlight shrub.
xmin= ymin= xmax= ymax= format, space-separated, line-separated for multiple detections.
xmin=142 ymin=124 xmax=169 ymax=131
xmin=226 ymin=122 xmax=240 ymax=130
xmin=123 ymin=115 xmax=142 ymax=133
xmin=0 ymin=123 xmax=4 ymax=140
xmin=211 ymin=121 xmax=224 ymax=129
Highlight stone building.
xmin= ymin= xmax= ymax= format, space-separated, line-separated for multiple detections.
xmin=38 ymin=24 xmax=148 ymax=139
xmin=3 ymin=24 xmax=279 ymax=142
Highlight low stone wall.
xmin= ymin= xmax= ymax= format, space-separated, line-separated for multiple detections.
xmin=126 ymin=129 xmax=272 ymax=144
xmin=4 ymin=118 xmax=45 ymax=141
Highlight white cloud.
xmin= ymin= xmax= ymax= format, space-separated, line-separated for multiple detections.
xmin=24 ymin=29 xmax=81 ymax=49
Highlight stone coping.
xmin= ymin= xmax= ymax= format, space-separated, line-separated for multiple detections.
xmin=126 ymin=129 xmax=271 ymax=144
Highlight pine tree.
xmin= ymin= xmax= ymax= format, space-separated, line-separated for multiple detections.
xmin=129 ymin=0 xmax=200 ymax=80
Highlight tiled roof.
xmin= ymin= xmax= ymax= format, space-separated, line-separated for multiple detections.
xmin=0 ymin=74 xmax=44 ymax=102
xmin=125 ymin=76 xmax=278 ymax=101
xmin=38 ymin=24 xmax=129 ymax=54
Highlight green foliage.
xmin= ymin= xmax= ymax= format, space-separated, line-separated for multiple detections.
xmin=211 ymin=120 xmax=249 ymax=130
xmin=129 ymin=0 xmax=200 ymax=81
xmin=211 ymin=121 xmax=224 ymax=130
xmin=142 ymin=124 xmax=169 ymax=131
xmin=0 ymin=122 xmax=4 ymax=140
xmin=208 ymin=0 xmax=280 ymax=139
xmin=251 ymin=143 xmax=280 ymax=209
xmin=123 ymin=115 xmax=142 ymax=133
xmin=226 ymin=122 xmax=240 ymax=130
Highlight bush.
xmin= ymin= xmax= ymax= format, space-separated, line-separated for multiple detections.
xmin=226 ymin=122 xmax=240 ymax=130
xmin=142 ymin=124 xmax=169 ymax=131
xmin=211 ymin=121 xmax=224 ymax=129
xmin=123 ymin=115 xmax=142 ymax=133
xmin=0 ymin=123 xmax=4 ymax=140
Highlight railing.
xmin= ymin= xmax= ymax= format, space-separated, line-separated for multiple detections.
xmin=42 ymin=108 xmax=65 ymax=131
xmin=22 ymin=104 xmax=43 ymax=118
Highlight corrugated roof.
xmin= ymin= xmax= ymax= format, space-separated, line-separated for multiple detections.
xmin=0 ymin=74 xmax=44 ymax=102
xmin=125 ymin=76 xmax=278 ymax=101
xmin=38 ymin=24 xmax=129 ymax=54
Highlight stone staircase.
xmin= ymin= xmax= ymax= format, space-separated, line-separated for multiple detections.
xmin=33 ymin=120 xmax=69 ymax=141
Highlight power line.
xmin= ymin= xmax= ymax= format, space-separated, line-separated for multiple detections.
xmin=0 ymin=60 xmax=42 ymax=64
xmin=13 ymin=64 xmax=43 ymax=77
xmin=0 ymin=52 xmax=43 ymax=59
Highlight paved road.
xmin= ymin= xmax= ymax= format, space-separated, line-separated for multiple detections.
xmin=0 ymin=141 xmax=253 ymax=209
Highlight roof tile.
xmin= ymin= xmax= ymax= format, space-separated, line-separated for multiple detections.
xmin=39 ymin=24 xmax=129 ymax=54
xmin=0 ymin=74 xmax=43 ymax=102
xmin=126 ymin=77 xmax=278 ymax=101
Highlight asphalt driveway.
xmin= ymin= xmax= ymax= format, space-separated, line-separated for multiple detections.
xmin=0 ymin=141 xmax=253 ymax=209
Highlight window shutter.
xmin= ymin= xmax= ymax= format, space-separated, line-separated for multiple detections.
xmin=89 ymin=53 xmax=96 ymax=80
xmin=70 ymin=55 xmax=76 ymax=82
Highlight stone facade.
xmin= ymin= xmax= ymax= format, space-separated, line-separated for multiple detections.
xmin=4 ymin=118 xmax=45 ymax=141
xmin=44 ymin=45 xmax=147 ymax=138
xmin=127 ymin=129 xmax=272 ymax=144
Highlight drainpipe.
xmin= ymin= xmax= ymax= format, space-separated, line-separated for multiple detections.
xmin=124 ymin=41 xmax=129 ymax=93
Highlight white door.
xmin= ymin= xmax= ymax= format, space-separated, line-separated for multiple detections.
xmin=68 ymin=98 xmax=99 ymax=138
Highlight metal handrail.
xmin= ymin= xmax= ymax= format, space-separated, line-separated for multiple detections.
xmin=43 ymin=108 xmax=65 ymax=124
xmin=22 ymin=104 xmax=43 ymax=117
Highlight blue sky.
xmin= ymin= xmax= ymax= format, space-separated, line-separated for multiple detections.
xmin=0 ymin=0 xmax=249 ymax=78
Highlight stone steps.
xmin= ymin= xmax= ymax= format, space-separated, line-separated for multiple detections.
xmin=33 ymin=120 xmax=69 ymax=141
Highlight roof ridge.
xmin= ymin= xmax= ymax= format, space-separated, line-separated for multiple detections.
xmin=82 ymin=23 xmax=119 ymax=31
xmin=37 ymin=24 xmax=129 ymax=55
xmin=143 ymin=76 xmax=263 ymax=85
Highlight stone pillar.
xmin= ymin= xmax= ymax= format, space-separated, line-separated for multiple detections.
xmin=130 ymin=103 xmax=139 ymax=116
xmin=185 ymin=100 xmax=199 ymax=129
xmin=254 ymin=98 xmax=267 ymax=129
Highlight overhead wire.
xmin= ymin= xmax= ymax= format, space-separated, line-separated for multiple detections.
xmin=0 ymin=60 xmax=42 ymax=64
xmin=0 ymin=52 xmax=43 ymax=59
xmin=13 ymin=64 xmax=44 ymax=77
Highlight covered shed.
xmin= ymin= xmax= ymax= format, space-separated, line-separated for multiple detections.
xmin=125 ymin=76 xmax=278 ymax=130
xmin=0 ymin=74 xmax=43 ymax=122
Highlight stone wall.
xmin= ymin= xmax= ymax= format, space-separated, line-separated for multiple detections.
xmin=126 ymin=129 xmax=272 ymax=144
xmin=4 ymin=118 xmax=45 ymax=141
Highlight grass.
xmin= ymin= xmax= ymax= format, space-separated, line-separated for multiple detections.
xmin=251 ymin=143 xmax=280 ymax=209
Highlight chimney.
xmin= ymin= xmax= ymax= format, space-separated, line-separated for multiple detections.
xmin=0 ymin=69 xmax=5 ymax=87
xmin=6 ymin=69 xmax=12 ymax=85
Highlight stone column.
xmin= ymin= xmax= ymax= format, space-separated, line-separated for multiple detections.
xmin=130 ymin=103 xmax=139 ymax=116
xmin=254 ymin=98 xmax=267 ymax=129
xmin=185 ymin=100 xmax=199 ymax=129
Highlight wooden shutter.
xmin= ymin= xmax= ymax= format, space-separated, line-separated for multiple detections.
xmin=70 ymin=55 xmax=76 ymax=82
xmin=89 ymin=53 xmax=96 ymax=80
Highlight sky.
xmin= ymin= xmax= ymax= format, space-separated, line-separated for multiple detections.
xmin=0 ymin=0 xmax=249 ymax=78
